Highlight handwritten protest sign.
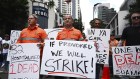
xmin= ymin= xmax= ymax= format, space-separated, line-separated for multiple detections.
xmin=10 ymin=30 xmax=21 ymax=45
xmin=112 ymin=46 xmax=140 ymax=76
xmin=44 ymin=28 xmax=62 ymax=40
xmin=40 ymin=40 xmax=96 ymax=78
xmin=8 ymin=43 xmax=40 ymax=79
xmin=7 ymin=30 xmax=21 ymax=61
xmin=87 ymin=29 xmax=110 ymax=64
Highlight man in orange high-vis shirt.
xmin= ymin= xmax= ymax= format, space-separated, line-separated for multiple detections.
xmin=17 ymin=14 xmax=47 ymax=79
xmin=17 ymin=14 xmax=47 ymax=58
xmin=17 ymin=14 xmax=47 ymax=43
xmin=109 ymin=34 xmax=118 ymax=78
xmin=56 ymin=15 xmax=84 ymax=41
xmin=56 ymin=14 xmax=84 ymax=79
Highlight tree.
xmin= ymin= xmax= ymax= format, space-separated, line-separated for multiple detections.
xmin=0 ymin=0 xmax=28 ymax=36
xmin=47 ymin=0 xmax=55 ymax=9
xmin=125 ymin=0 xmax=140 ymax=25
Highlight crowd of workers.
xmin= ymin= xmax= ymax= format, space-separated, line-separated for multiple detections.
xmin=0 ymin=9 xmax=140 ymax=79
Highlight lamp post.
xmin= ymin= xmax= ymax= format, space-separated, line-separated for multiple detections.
xmin=93 ymin=3 xmax=101 ymax=18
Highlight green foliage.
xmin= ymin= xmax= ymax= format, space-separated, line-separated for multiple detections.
xmin=129 ymin=0 xmax=140 ymax=13
xmin=0 ymin=0 xmax=29 ymax=35
xmin=125 ymin=0 xmax=140 ymax=25
xmin=48 ymin=0 xmax=55 ymax=9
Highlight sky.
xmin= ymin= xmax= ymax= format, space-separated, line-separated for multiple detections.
xmin=80 ymin=0 xmax=125 ymax=34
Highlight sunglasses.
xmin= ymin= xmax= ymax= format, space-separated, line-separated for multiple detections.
xmin=132 ymin=16 xmax=140 ymax=20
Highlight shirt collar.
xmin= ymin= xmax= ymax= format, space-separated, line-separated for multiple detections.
xmin=63 ymin=27 xmax=75 ymax=31
xmin=28 ymin=25 xmax=38 ymax=30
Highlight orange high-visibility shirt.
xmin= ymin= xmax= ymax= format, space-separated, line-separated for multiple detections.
xmin=109 ymin=39 xmax=118 ymax=55
xmin=17 ymin=26 xmax=47 ymax=43
xmin=16 ymin=26 xmax=47 ymax=59
xmin=56 ymin=27 xmax=84 ymax=41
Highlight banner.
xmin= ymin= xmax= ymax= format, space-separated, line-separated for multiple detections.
xmin=112 ymin=46 xmax=140 ymax=76
xmin=41 ymin=40 xmax=96 ymax=78
xmin=44 ymin=28 xmax=62 ymax=40
xmin=87 ymin=29 xmax=110 ymax=64
xmin=8 ymin=44 xmax=40 ymax=79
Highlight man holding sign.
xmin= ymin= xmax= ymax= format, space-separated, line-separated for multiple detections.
xmin=118 ymin=12 xmax=140 ymax=79
xmin=17 ymin=14 xmax=47 ymax=58
xmin=89 ymin=18 xmax=105 ymax=79
xmin=56 ymin=14 xmax=84 ymax=79
xmin=17 ymin=14 xmax=48 ymax=79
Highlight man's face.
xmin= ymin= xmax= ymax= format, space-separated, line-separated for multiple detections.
xmin=94 ymin=20 xmax=101 ymax=28
xmin=110 ymin=35 xmax=115 ymax=40
xmin=131 ymin=13 xmax=140 ymax=26
xmin=28 ymin=15 xmax=37 ymax=26
xmin=5 ymin=35 xmax=9 ymax=40
xmin=63 ymin=15 xmax=73 ymax=26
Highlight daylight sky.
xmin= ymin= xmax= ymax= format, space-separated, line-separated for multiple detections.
xmin=80 ymin=0 xmax=125 ymax=34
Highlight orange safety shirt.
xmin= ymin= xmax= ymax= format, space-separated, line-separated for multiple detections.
xmin=56 ymin=27 xmax=84 ymax=41
xmin=16 ymin=26 xmax=47 ymax=59
xmin=17 ymin=26 xmax=47 ymax=43
xmin=109 ymin=39 xmax=118 ymax=55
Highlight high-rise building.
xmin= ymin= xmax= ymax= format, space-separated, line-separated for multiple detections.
xmin=58 ymin=0 xmax=81 ymax=19
xmin=98 ymin=5 xmax=116 ymax=24
xmin=28 ymin=0 xmax=49 ymax=29
xmin=106 ymin=0 xmax=136 ymax=38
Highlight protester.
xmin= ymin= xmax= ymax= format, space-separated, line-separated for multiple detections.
xmin=17 ymin=14 xmax=48 ymax=79
xmin=118 ymin=12 xmax=140 ymax=46
xmin=109 ymin=34 xmax=118 ymax=77
xmin=118 ymin=12 xmax=140 ymax=79
xmin=89 ymin=18 xmax=104 ymax=79
xmin=1 ymin=34 xmax=10 ymax=72
xmin=90 ymin=18 xmax=103 ymax=29
xmin=56 ymin=14 xmax=84 ymax=79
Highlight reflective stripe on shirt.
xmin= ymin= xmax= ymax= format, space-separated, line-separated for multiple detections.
xmin=20 ymin=37 xmax=41 ymax=41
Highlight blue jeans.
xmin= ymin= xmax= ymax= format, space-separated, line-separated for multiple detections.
xmin=2 ymin=53 xmax=9 ymax=70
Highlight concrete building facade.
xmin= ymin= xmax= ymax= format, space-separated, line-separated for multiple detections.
xmin=28 ymin=0 xmax=81 ymax=29
xmin=98 ymin=5 xmax=116 ymax=24
xmin=58 ymin=0 xmax=81 ymax=19
xmin=106 ymin=11 xmax=129 ymax=37
xmin=106 ymin=0 xmax=136 ymax=38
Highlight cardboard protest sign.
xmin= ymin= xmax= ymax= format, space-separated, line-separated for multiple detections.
xmin=40 ymin=40 xmax=96 ymax=78
xmin=10 ymin=30 xmax=21 ymax=45
xmin=112 ymin=46 xmax=140 ymax=76
xmin=44 ymin=28 xmax=62 ymax=40
xmin=7 ymin=30 xmax=21 ymax=61
xmin=87 ymin=29 xmax=110 ymax=64
xmin=8 ymin=43 xmax=40 ymax=79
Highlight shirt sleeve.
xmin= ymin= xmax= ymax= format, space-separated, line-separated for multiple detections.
xmin=56 ymin=32 xmax=60 ymax=40
xmin=41 ymin=29 xmax=48 ymax=41
xmin=78 ymin=31 xmax=84 ymax=41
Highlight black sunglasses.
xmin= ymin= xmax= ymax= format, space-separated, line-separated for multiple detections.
xmin=132 ymin=16 xmax=140 ymax=20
